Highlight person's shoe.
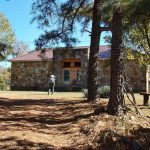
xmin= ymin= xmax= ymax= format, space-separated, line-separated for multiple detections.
xmin=48 ymin=89 xmax=51 ymax=95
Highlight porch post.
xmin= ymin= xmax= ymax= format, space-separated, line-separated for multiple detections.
xmin=146 ymin=65 xmax=150 ymax=93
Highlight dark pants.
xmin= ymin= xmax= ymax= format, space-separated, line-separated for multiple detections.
xmin=48 ymin=83 xmax=55 ymax=95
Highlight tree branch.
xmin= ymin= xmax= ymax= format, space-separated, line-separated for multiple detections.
xmin=143 ymin=21 xmax=150 ymax=49
xmin=0 ymin=53 xmax=5 ymax=59
xmin=85 ymin=26 xmax=111 ymax=36
xmin=84 ymin=29 xmax=91 ymax=35
xmin=70 ymin=0 xmax=86 ymax=31
xmin=61 ymin=0 xmax=76 ymax=32
xmin=99 ymin=26 xmax=111 ymax=32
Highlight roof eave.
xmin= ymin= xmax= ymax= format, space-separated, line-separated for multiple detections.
xmin=11 ymin=59 xmax=53 ymax=62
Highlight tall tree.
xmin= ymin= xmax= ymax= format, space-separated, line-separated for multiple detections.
xmin=87 ymin=0 xmax=102 ymax=101
xmin=107 ymin=0 xmax=150 ymax=115
xmin=0 ymin=12 xmax=15 ymax=60
xmin=107 ymin=7 xmax=125 ymax=115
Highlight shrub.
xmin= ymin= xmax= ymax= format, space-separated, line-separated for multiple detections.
xmin=82 ymin=89 xmax=88 ymax=98
xmin=82 ymin=86 xmax=110 ymax=98
xmin=98 ymin=86 xmax=110 ymax=98
xmin=55 ymin=86 xmax=73 ymax=92
xmin=0 ymin=76 xmax=7 ymax=90
xmin=55 ymin=86 xmax=83 ymax=92
xmin=72 ymin=86 xmax=83 ymax=92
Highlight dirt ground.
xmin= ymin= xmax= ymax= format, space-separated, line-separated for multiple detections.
xmin=0 ymin=91 xmax=149 ymax=150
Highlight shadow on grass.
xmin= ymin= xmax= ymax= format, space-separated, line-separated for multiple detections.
xmin=0 ymin=96 xmax=104 ymax=149
xmin=0 ymin=136 xmax=57 ymax=150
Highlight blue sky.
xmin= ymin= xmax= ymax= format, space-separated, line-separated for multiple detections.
xmin=0 ymin=0 xmax=109 ymax=51
xmin=0 ymin=0 xmax=42 ymax=50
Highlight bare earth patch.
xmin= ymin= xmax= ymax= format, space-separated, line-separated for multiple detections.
xmin=0 ymin=91 xmax=149 ymax=149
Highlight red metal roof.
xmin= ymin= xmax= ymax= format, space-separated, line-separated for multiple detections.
xmin=10 ymin=45 xmax=110 ymax=62
xmin=10 ymin=49 xmax=53 ymax=62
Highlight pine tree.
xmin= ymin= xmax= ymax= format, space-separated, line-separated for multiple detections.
xmin=107 ymin=7 xmax=125 ymax=115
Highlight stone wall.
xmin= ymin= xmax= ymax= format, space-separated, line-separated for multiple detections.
xmin=98 ymin=60 xmax=111 ymax=87
xmin=98 ymin=59 xmax=146 ymax=91
xmin=125 ymin=60 xmax=146 ymax=91
xmin=11 ymin=61 xmax=52 ymax=90
xmin=10 ymin=49 xmax=146 ymax=91
xmin=53 ymin=48 xmax=89 ymax=88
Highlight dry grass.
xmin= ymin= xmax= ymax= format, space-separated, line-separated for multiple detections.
xmin=0 ymin=91 xmax=83 ymax=100
xmin=0 ymin=91 xmax=149 ymax=149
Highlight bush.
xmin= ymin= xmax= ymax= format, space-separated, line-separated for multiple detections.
xmin=72 ymin=86 xmax=83 ymax=92
xmin=98 ymin=86 xmax=110 ymax=98
xmin=0 ymin=76 xmax=7 ymax=90
xmin=82 ymin=86 xmax=110 ymax=98
xmin=55 ymin=86 xmax=72 ymax=92
xmin=55 ymin=86 xmax=83 ymax=92
xmin=82 ymin=89 xmax=88 ymax=98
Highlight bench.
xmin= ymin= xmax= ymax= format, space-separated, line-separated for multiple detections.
xmin=140 ymin=92 xmax=150 ymax=106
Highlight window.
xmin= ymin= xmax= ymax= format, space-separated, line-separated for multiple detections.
xmin=64 ymin=70 xmax=70 ymax=81
xmin=63 ymin=62 xmax=71 ymax=67
xmin=74 ymin=62 xmax=81 ymax=67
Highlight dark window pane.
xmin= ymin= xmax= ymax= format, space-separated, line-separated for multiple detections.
xmin=64 ymin=70 xmax=70 ymax=81
xmin=74 ymin=62 xmax=81 ymax=67
xmin=64 ymin=62 xmax=70 ymax=67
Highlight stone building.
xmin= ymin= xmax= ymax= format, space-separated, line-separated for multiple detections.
xmin=10 ymin=46 xmax=146 ymax=91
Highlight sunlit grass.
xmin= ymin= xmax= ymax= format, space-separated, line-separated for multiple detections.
xmin=0 ymin=91 xmax=146 ymax=104
xmin=0 ymin=91 xmax=84 ymax=100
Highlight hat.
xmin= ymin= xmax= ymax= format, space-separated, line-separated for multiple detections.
xmin=50 ymin=74 xmax=55 ymax=78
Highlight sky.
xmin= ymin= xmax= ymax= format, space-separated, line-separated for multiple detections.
xmin=0 ymin=0 xmax=42 ymax=50
xmin=0 ymin=0 xmax=110 ymax=67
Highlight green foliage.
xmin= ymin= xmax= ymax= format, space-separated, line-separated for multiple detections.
xmin=98 ymin=86 xmax=110 ymax=98
xmin=83 ymin=86 xmax=110 ymax=98
xmin=0 ymin=68 xmax=11 ymax=90
xmin=124 ymin=18 xmax=150 ymax=65
xmin=55 ymin=86 xmax=83 ymax=92
xmin=0 ymin=12 xmax=15 ymax=59
xmin=72 ymin=86 xmax=83 ymax=92
xmin=82 ymin=88 xmax=88 ymax=98
xmin=123 ymin=0 xmax=150 ymax=65
xmin=0 ymin=75 xmax=7 ymax=90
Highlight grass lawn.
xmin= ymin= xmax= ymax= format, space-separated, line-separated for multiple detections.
xmin=0 ymin=91 xmax=149 ymax=149
xmin=0 ymin=91 xmax=83 ymax=100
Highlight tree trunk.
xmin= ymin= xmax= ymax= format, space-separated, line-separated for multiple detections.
xmin=107 ymin=8 xmax=125 ymax=115
xmin=87 ymin=0 xmax=102 ymax=101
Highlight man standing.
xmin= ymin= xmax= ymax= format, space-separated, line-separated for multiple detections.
xmin=48 ymin=74 xmax=56 ymax=95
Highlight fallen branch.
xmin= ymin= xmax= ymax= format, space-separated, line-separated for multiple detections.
xmin=123 ymin=74 xmax=145 ymax=117
xmin=123 ymin=86 xmax=140 ymax=115
xmin=109 ymin=129 xmax=145 ymax=150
